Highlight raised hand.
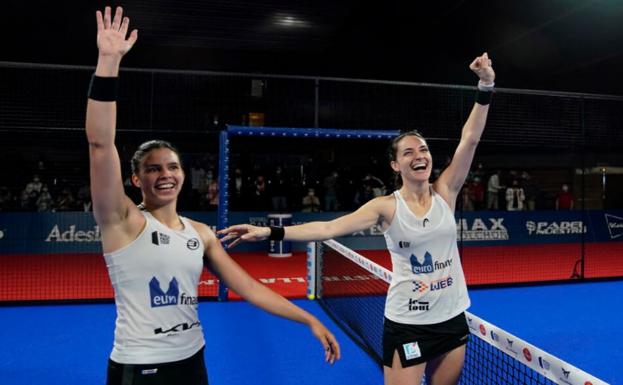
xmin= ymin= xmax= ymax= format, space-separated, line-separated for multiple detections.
xmin=96 ymin=6 xmax=138 ymax=59
xmin=469 ymin=52 xmax=495 ymax=85
xmin=217 ymin=224 xmax=271 ymax=248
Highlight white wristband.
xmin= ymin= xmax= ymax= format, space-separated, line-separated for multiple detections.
xmin=478 ymin=80 xmax=495 ymax=91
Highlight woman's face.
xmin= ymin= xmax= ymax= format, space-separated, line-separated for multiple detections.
xmin=391 ymin=135 xmax=433 ymax=184
xmin=132 ymin=148 xmax=185 ymax=206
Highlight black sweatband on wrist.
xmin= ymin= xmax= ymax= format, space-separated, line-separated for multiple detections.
xmin=268 ymin=226 xmax=285 ymax=241
xmin=476 ymin=90 xmax=493 ymax=106
xmin=88 ymin=74 xmax=119 ymax=102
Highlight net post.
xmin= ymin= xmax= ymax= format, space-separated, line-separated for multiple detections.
xmin=216 ymin=129 xmax=230 ymax=301
xmin=306 ymin=242 xmax=316 ymax=300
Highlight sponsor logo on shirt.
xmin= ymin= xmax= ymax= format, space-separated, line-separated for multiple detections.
xmin=154 ymin=320 xmax=201 ymax=335
xmin=411 ymin=277 xmax=453 ymax=293
xmin=151 ymin=231 xmax=170 ymax=245
xmin=187 ymin=238 xmax=200 ymax=250
xmin=149 ymin=277 xmax=198 ymax=307
xmin=408 ymin=299 xmax=429 ymax=312
xmin=410 ymin=253 xmax=452 ymax=275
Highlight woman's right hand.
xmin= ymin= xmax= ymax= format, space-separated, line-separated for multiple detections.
xmin=96 ymin=6 xmax=138 ymax=59
xmin=217 ymin=224 xmax=272 ymax=248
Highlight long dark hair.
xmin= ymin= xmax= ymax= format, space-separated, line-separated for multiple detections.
xmin=387 ymin=130 xmax=427 ymax=188
xmin=130 ymin=140 xmax=182 ymax=174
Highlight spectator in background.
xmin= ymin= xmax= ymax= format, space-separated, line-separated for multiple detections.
xmin=323 ymin=171 xmax=339 ymax=211
xmin=301 ymin=188 xmax=321 ymax=212
xmin=230 ymin=167 xmax=250 ymax=210
xmin=270 ymin=166 xmax=288 ymax=212
xmin=76 ymin=183 xmax=92 ymax=211
xmin=36 ymin=185 xmax=54 ymax=212
xmin=204 ymin=179 xmax=219 ymax=211
xmin=505 ymin=179 xmax=525 ymax=211
xmin=522 ymin=172 xmax=538 ymax=211
xmin=487 ymin=170 xmax=503 ymax=210
xmin=556 ymin=183 xmax=575 ymax=210
xmin=252 ymin=174 xmax=270 ymax=210
xmin=0 ymin=186 xmax=15 ymax=211
xmin=460 ymin=182 xmax=474 ymax=211
xmin=56 ymin=187 xmax=76 ymax=211
xmin=470 ymin=176 xmax=485 ymax=210
xmin=25 ymin=175 xmax=43 ymax=196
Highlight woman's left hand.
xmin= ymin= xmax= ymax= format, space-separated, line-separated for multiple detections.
xmin=309 ymin=319 xmax=341 ymax=364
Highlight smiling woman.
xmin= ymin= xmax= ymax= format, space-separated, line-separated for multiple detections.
xmin=218 ymin=53 xmax=495 ymax=385
xmin=85 ymin=6 xmax=340 ymax=385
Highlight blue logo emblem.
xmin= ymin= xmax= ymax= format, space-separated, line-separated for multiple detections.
xmin=410 ymin=252 xmax=433 ymax=274
xmin=150 ymin=277 xmax=179 ymax=307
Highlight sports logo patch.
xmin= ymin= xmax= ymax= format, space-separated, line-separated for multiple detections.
xmin=403 ymin=342 xmax=421 ymax=360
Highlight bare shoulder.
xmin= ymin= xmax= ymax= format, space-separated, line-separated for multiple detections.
xmin=186 ymin=218 xmax=216 ymax=243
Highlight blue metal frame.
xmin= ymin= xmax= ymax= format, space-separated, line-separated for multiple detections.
xmin=216 ymin=125 xmax=399 ymax=301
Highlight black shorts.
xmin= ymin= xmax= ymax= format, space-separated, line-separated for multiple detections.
xmin=383 ymin=313 xmax=469 ymax=368
xmin=106 ymin=346 xmax=208 ymax=385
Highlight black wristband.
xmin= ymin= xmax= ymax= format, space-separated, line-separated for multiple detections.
xmin=476 ymin=90 xmax=493 ymax=106
xmin=88 ymin=74 xmax=119 ymax=102
xmin=268 ymin=226 xmax=285 ymax=241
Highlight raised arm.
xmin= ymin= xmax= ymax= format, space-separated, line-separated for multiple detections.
xmin=434 ymin=53 xmax=495 ymax=209
xmin=86 ymin=6 xmax=138 ymax=227
xmin=218 ymin=195 xmax=393 ymax=248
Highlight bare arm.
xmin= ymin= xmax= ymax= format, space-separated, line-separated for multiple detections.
xmin=197 ymin=223 xmax=340 ymax=363
xmin=218 ymin=195 xmax=392 ymax=248
xmin=87 ymin=6 xmax=138 ymax=227
xmin=435 ymin=53 xmax=495 ymax=210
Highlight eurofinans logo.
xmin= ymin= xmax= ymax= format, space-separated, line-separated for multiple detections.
xmin=149 ymin=277 xmax=198 ymax=308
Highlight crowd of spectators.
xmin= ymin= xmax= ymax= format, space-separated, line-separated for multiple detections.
xmin=0 ymin=157 xmax=577 ymax=213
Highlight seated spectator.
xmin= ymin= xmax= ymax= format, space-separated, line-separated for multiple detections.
xmin=56 ymin=187 xmax=76 ymax=211
xmin=301 ymin=188 xmax=321 ymax=212
xmin=36 ymin=185 xmax=54 ymax=212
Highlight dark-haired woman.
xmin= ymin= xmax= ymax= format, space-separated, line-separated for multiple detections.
xmin=220 ymin=53 xmax=495 ymax=385
xmin=86 ymin=7 xmax=340 ymax=385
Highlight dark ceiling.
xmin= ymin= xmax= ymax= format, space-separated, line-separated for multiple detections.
xmin=5 ymin=0 xmax=623 ymax=94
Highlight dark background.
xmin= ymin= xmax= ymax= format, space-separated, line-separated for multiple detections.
xmin=4 ymin=0 xmax=623 ymax=94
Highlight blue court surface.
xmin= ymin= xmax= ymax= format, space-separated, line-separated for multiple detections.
xmin=468 ymin=279 xmax=622 ymax=384
xmin=0 ymin=280 xmax=620 ymax=384
xmin=0 ymin=299 xmax=380 ymax=385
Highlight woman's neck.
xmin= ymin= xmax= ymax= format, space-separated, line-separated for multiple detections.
xmin=142 ymin=202 xmax=183 ymax=229
xmin=400 ymin=181 xmax=432 ymax=204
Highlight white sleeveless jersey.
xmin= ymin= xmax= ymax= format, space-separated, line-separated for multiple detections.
xmin=383 ymin=190 xmax=470 ymax=324
xmin=104 ymin=211 xmax=205 ymax=364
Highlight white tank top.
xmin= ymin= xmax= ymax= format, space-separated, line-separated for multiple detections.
xmin=104 ymin=211 xmax=206 ymax=364
xmin=383 ymin=189 xmax=470 ymax=324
